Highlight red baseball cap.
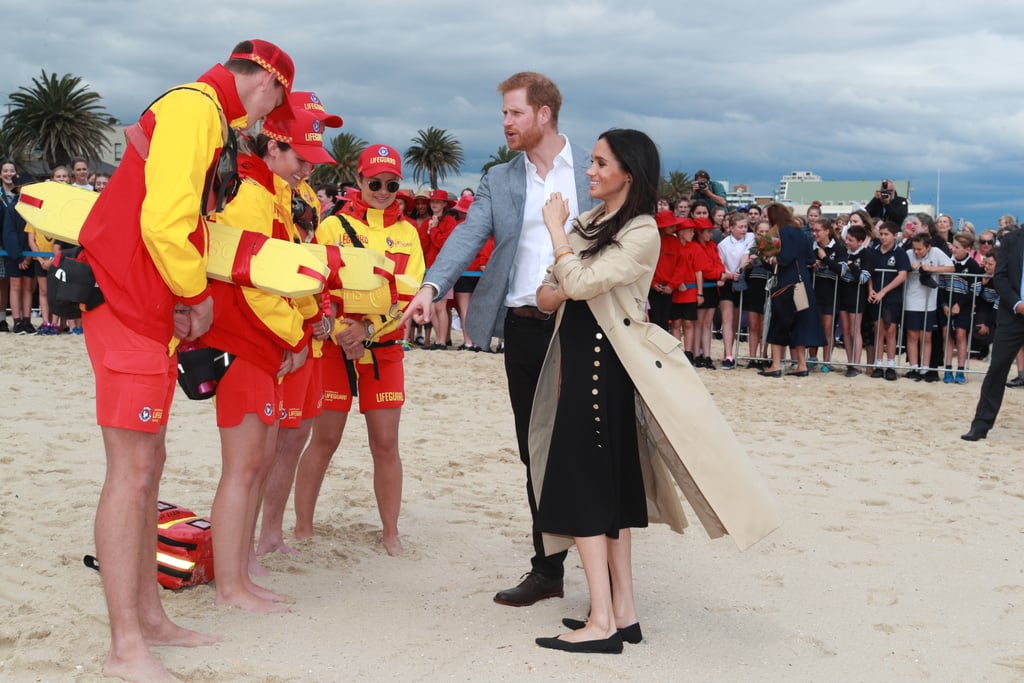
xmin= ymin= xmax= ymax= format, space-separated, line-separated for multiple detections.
xmin=693 ymin=217 xmax=714 ymax=230
xmin=676 ymin=218 xmax=697 ymax=231
xmin=358 ymin=144 xmax=403 ymax=179
xmin=229 ymin=39 xmax=296 ymax=122
xmin=262 ymin=110 xmax=336 ymax=165
xmin=291 ymin=90 xmax=343 ymax=128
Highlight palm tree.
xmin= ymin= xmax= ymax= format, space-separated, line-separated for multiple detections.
xmin=659 ymin=170 xmax=693 ymax=204
xmin=308 ymin=131 xmax=367 ymax=188
xmin=2 ymin=70 xmax=115 ymax=169
xmin=405 ymin=126 xmax=464 ymax=189
xmin=481 ymin=145 xmax=519 ymax=175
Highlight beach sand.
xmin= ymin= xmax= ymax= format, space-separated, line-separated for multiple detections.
xmin=1 ymin=331 xmax=1023 ymax=682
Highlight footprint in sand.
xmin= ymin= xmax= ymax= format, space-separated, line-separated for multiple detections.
xmin=867 ymin=587 xmax=899 ymax=606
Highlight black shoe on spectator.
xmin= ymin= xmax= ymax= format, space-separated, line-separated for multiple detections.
xmin=884 ymin=368 xmax=897 ymax=381
xmin=1006 ymin=377 xmax=1024 ymax=388
xmin=923 ymin=370 xmax=940 ymax=383
xmin=870 ymin=367 xmax=884 ymax=379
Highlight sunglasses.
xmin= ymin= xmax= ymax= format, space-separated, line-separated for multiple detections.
xmin=368 ymin=179 xmax=400 ymax=193
xmin=979 ymin=239 xmax=994 ymax=245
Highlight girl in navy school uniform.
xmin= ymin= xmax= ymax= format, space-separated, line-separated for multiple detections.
xmin=808 ymin=217 xmax=845 ymax=371
xmin=867 ymin=221 xmax=910 ymax=380
xmin=939 ymin=232 xmax=984 ymax=383
xmin=838 ymin=224 xmax=873 ymax=376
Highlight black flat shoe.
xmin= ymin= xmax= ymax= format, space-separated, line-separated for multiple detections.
xmin=786 ymin=370 xmax=809 ymax=377
xmin=536 ymin=632 xmax=623 ymax=654
xmin=961 ymin=426 xmax=989 ymax=441
xmin=562 ymin=618 xmax=643 ymax=644
xmin=758 ymin=369 xmax=782 ymax=378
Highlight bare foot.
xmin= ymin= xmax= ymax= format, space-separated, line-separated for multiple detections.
xmin=382 ymin=533 xmax=403 ymax=556
xmin=144 ymin=620 xmax=222 ymax=647
xmin=246 ymin=580 xmax=290 ymax=603
xmin=215 ymin=589 xmax=289 ymax=613
xmin=247 ymin=553 xmax=270 ymax=577
xmin=104 ymin=650 xmax=181 ymax=682
xmin=292 ymin=524 xmax=313 ymax=541
xmin=255 ymin=535 xmax=299 ymax=556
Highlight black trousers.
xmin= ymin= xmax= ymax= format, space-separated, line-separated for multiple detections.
xmin=502 ymin=310 xmax=567 ymax=579
xmin=971 ymin=317 xmax=1024 ymax=430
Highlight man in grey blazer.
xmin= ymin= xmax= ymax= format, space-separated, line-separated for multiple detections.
xmin=404 ymin=72 xmax=595 ymax=606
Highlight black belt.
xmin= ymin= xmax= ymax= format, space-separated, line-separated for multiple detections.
xmin=508 ymin=305 xmax=552 ymax=320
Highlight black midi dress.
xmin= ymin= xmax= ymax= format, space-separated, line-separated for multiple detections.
xmin=536 ymin=299 xmax=648 ymax=540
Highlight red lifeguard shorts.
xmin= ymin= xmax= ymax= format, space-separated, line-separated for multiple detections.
xmin=278 ymin=351 xmax=323 ymax=428
xmin=214 ymin=356 xmax=279 ymax=428
xmin=83 ymin=304 xmax=177 ymax=434
xmin=354 ymin=343 xmax=405 ymax=413
xmin=319 ymin=342 xmax=353 ymax=413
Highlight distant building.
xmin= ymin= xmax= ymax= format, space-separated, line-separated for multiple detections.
xmin=772 ymin=171 xmax=933 ymax=221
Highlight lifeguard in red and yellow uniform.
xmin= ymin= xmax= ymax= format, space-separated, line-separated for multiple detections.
xmin=301 ymin=144 xmax=425 ymax=556
xmin=199 ymin=101 xmax=337 ymax=613
xmin=76 ymin=40 xmax=297 ymax=681
xmin=254 ymin=91 xmax=349 ymax=557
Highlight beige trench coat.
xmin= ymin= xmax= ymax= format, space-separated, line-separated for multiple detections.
xmin=529 ymin=207 xmax=781 ymax=557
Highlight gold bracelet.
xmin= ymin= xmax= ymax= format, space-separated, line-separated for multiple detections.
xmin=555 ymin=249 xmax=574 ymax=263
xmin=553 ymin=244 xmax=573 ymax=256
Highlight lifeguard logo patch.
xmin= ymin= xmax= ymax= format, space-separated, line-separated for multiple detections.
xmin=264 ymin=403 xmax=274 ymax=418
xmin=386 ymin=237 xmax=394 ymax=248
xmin=377 ymin=145 xmax=390 ymax=157
xmin=139 ymin=407 xmax=152 ymax=423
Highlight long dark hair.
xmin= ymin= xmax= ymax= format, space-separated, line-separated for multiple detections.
xmin=575 ymin=128 xmax=659 ymax=258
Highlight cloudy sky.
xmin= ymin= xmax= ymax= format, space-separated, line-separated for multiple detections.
xmin=4 ymin=1 xmax=1023 ymax=228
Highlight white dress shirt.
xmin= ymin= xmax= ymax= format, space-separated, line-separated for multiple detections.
xmin=505 ymin=135 xmax=580 ymax=308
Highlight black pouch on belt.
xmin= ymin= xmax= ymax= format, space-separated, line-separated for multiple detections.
xmin=176 ymin=346 xmax=234 ymax=401
xmin=47 ymin=246 xmax=105 ymax=319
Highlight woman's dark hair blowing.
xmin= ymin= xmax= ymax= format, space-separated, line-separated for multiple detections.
xmin=575 ymin=128 xmax=660 ymax=258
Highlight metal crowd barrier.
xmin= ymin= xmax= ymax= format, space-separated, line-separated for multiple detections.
xmin=727 ymin=265 xmax=992 ymax=375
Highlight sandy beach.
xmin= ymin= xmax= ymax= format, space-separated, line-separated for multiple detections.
xmin=1 ymin=330 xmax=1023 ymax=682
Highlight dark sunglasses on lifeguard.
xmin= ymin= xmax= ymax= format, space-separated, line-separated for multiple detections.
xmin=368 ymin=179 xmax=400 ymax=193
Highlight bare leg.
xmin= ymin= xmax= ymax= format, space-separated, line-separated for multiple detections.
xmin=294 ymin=410 xmax=349 ymax=539
xmin=139 ymin=436 xmax=221 ymax=648
xmin=720 ymin=300 xmax=736 ymax=359
xmin=365 ymin=408 xmax=403 ymax=555
xmin=245 ymin=423 xmax=280 ymax=583
xmin=791 ymin=345 xmax=807 ymax=372
xmin=431 ymin=301 xmax=449 ymax=345
xmin=682 ymin=319 xmax=696 ymax=356
xmin=553 ymin=535 xmax=616 ymax=643
xmin=96 ymin=426 xmax=181 ymax=682
xmin=212 ymin=415 xmax=286 ymax=613
xmin=454 ymin=291 xmax=474 ymax=347
xmin=256 ymin=419 xmax=312 ymax=556
xmin=747 ymin=312 xmax=764 ymax=360
xmin=9 ymin=277 xmax=25 ymax=320
xmin=607 ymin=529 xmax=638 ymax=628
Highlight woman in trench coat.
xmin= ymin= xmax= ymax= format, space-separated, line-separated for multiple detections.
xmin=530 ymin=129 xmax=781 ymax=655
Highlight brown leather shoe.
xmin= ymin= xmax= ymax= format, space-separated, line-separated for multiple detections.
xmin=493 ymin=572 xmax=564 ymax=606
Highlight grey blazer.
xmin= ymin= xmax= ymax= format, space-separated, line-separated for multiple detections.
xmin=425 ymin=141 xmax=595 ymax=345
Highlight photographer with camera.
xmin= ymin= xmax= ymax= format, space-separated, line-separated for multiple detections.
xmin=690 ymin=169 xmax=727 ymax=214
xmin=865 ymin=179 xmax=908 ymax=228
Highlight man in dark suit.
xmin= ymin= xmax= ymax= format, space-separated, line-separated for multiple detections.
xmin=963 ymin=228 xmax=1024 ymax=440
xmin=404 ymin=72 xmax=595 ymax=605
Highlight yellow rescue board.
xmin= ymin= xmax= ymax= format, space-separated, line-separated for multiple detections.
xmin=340 ymin=273 xmax=421 ymax=317
xmin=15 ymin=181 xmax=329 ymax=298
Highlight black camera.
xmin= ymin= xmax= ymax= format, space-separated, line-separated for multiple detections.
xmin=696 ymin=180 xmax=709 ymax=191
